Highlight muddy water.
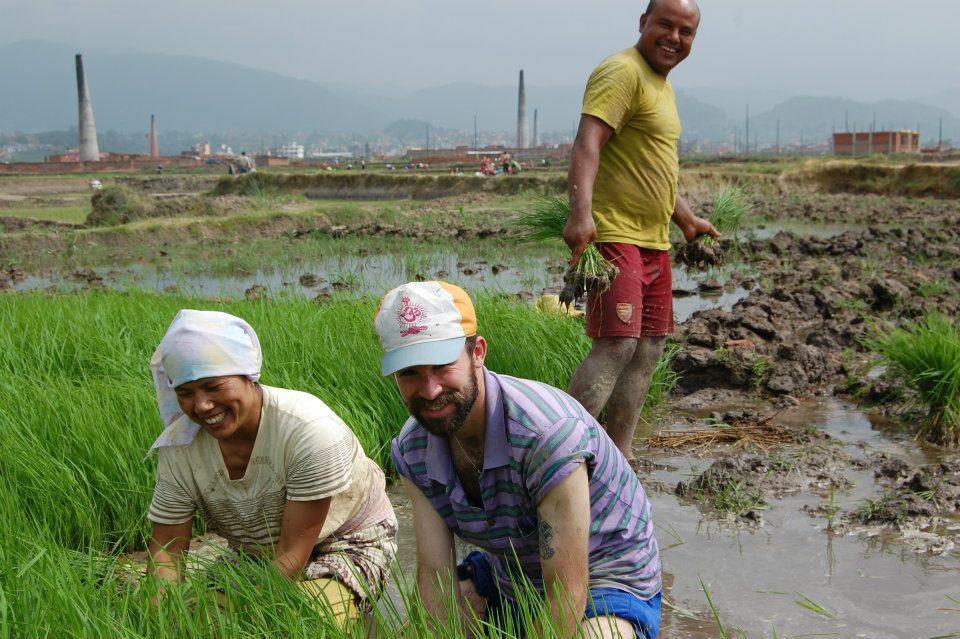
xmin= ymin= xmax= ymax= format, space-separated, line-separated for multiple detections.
xmin=16 ymin=253 xmax=750 ymax=323
xmin=385 ymin=399 xmax=960 ymax=638
xmin=747 ymin=220 xmax=860 ymax=240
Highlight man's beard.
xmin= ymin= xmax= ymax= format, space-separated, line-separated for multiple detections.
xmin=409 ymin=372 xmax=479 ymax=437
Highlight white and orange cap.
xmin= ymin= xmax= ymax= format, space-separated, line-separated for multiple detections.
xmin=374 ymin=281 xmax=477 ymax=376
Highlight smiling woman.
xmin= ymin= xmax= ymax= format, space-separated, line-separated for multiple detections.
xmin=146 ymin=309 xmax=397 ymax=623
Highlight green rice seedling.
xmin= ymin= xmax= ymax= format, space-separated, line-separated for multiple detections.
xmin=514 ymin=195 xmax=619 ymax=306
xmin=793 ymin=592 xmax=837 ymax=619
xmin=700 ymin=578 xmax=728 ymax=639
xmin=0 ymin=291 xmax=677 ymax=544
xmin=676 ymin=185 xmax=752 ymax=270
xmin=865 ymin=313 xmax=960 ymax=445
xmin=0 ymin=289 xmax=684 ymax=637
xmin=708 ymin=185 xmax=752 ymax=240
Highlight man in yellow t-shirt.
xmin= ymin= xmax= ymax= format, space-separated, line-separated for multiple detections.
xmin=565 ymin=0 xmax=717 ymax=461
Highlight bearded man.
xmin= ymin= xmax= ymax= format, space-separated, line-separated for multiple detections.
xmin=375 ymin=281 xmax=662 ymax=638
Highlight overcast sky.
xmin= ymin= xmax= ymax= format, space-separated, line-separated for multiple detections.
xmin=4 ymin=0 xmax=958 ymax=101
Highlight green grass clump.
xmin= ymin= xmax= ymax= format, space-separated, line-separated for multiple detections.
xmin=87 ymin=185 xmax=152 ymax=226
xmin=1 ymin=204 xmax=90 ymax=224
xmin=707 ymin=185 xmax=752 ymax=243
xmin=514 ymin=196 xmax=618 ymax=305
xmin=865 ymin=313 xmax=960 ymax=445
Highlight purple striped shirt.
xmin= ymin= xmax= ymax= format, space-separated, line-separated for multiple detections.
xmin=392 ymin=368 xmax=661 ymax=600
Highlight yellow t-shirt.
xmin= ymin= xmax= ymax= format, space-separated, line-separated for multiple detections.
xmin=581 ymin=47 xmax=681 ymax=250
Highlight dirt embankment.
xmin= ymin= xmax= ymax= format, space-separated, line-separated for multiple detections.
xmin=85 ymin=186 xmax=239 ymax=227
xmin=0 ymin=194 xmax=520 ymax=267
xmin=212 ymin=172 xmax=567 ymax=200
xmin=790 ymin=163 xmax=960 ymax=199
xmin=115 ymin=174 xmax=221 ymax=194
xmin=672 ymin=225 xmax=960 ymax=402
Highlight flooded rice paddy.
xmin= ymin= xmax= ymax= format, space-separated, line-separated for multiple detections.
xmin=15 ymin=251 xmax=752 ymax=324
xmin=5 ymin=174 xmax=960 ymax=637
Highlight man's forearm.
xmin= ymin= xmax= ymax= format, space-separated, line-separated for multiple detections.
xmin=671 ymin=194 xmax=695 ymax=230
xmin=417 ymin=568 xmax=462 ymax=624
xmin=568 ymin=140 xmax=601 ymax=223
xmin=531 ymin=580 xmax=587 ymax=638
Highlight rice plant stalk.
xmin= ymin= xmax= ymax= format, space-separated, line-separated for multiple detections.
xmin=706 ymin=185 xmax=752 ymax=244
xmin=793 ymin=592 xmax=837 ymax=619
xmin=700 ymin=578 xmax=728 ymax=639
xmin=676 ymin=184 xmax=752 ymax=270
xmin=514 ymin=195 xmax=619 ymax=306
xmin=865 ymin=313 xmax=960 ymax=445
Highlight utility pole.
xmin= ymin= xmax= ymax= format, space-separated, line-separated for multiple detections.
xmin=939 ymin=116 xmax=943 ymax=147
xmin=425 ymin=123 xmax=429 ymax=151
xmin=744 ymin=104 xmax=750 ymax=157
xmin=473 ymin=115 xmax=478 ymax=155
xmin=870 ymin=112 xmax=876 ymax=155
xmin=776 ymin=117 xmax=781 ymax=156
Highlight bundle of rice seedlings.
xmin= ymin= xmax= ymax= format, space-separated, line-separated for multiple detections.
xmin=865 ymin=313 xmax=960 ymax=446
xmin=515 ymin=195 xmax=619 ymax=307
xmin=676 ymin=185 xmax=752 ymax=269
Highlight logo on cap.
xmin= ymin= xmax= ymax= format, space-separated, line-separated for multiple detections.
xmin=397 ymin=296 xmax=428 ymax=337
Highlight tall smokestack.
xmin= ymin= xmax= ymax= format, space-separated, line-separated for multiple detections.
xmin=532 ymin=108 xmax=539 ymax=148
xmin=516 ymin=69 xmax=527 ymax=150
xmin=149 ymin=115 xmax=160 ymax=158
xmin=75 ymin=54 xmax=100 ymax=162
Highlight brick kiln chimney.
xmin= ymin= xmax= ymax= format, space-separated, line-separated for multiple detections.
xmin=75 ymin=54 xmax=100 ymax=162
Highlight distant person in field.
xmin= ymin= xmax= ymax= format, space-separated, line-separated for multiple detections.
xmin=375 ymin=281 xmax=662 ymax=638
xmin=565 ymin=0 xmax=718 ymax=461
xmin=237 ymin=151 xmax=256 ymax=174
xmin=146 ymin=310 xmax=396 ymax=623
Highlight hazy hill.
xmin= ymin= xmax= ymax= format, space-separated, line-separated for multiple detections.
xmin=747 ymin=97 xmax=960 ymax=147
xmin=0 ymin=40 xmax=389 ymax=134
xmin=924 ymin=87 xmax=960 ymax=119
xmin=3 ymin=40 xmax=956 ymax=148
xmin=0 ymin=40 xmax=733 ymax=140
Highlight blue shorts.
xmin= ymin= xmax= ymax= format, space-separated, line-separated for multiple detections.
xmin=457 ymin=551 xmax=662 ymax=639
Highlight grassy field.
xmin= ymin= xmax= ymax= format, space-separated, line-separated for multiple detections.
xmin=0 ymin=290 xmax=677 ymax=637
xmin=0 ymin=204 xmax=89 ymax=223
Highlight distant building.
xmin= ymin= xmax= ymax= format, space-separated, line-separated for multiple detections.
xmin=832 ymin=130 xmax=920 ymax=156
xmin=277 ymin=142 xmax=305 ymax=159
xmin=48 ymin=148 xmax=84 ymax=162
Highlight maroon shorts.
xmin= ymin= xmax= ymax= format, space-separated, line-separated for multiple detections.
xmin=586 ymin=243 xmax=674 ymax=339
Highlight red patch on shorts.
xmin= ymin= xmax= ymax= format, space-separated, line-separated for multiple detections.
xmin=616 ymin=303 xmax=634 ymax=323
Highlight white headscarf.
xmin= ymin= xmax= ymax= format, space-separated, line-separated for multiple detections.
xmin=148 ymin=309 xmax=262 ymax=452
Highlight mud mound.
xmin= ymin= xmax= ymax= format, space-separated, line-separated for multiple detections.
xmin=213 ymin=172 xmax=567 ymax=200
xmin=86 ymin=187 xmax=228 ymax=227
xmin=676 ymin=226 xmax=960 ymax=398
xmin=676 ymin=445 xmax=850 ymax=518
xmin=849 ymin=455 xmax=960 ymax=528
xmin=794 ymin=163 xmax=960 ymax=199
xmin=116 ymin=175 xmax=220 ymax=194
xmin=86 ymin=186 xmax=152 ymax=226
xmin=0 ymin=216 xmax=83 ymax=232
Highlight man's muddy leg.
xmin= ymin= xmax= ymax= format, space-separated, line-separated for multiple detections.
xmin=602 ymin=336 xmax=666 ymax=460
xmin=568 ymin=337 xmax=639 ymax=418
